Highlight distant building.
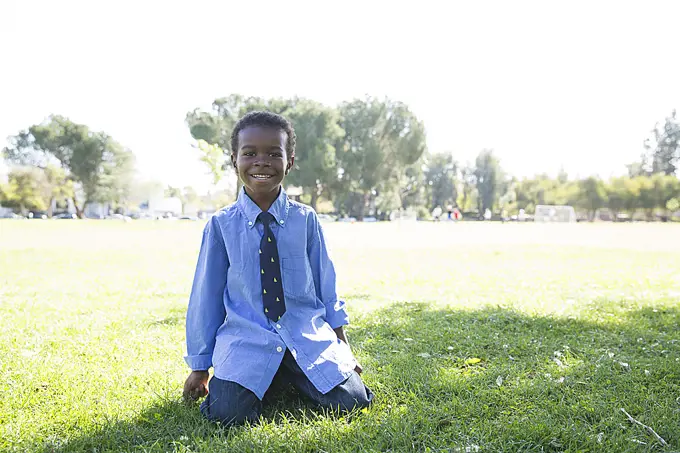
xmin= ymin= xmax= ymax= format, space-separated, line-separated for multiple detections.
xmin=285 ymin=185 xmax=303 ymax=202
xmin=147 ymin=196 xmax=182 ymax=217
xmin=84 ymin=202 xmax=110 ymax=218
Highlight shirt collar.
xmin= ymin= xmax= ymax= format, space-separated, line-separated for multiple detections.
xmin=237 ymin=186 xmax=290 ymax=229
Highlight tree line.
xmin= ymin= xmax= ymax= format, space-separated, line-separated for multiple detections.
xmin=2 ymin=97 xmax=679 ymax=220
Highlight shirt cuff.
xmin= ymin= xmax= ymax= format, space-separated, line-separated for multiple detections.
xmin=325 ymin=300 xmax=350 ymax=329
xmin=184 ymin=353 xmax=213 ymax=371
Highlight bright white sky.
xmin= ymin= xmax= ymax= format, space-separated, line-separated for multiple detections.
xmin=1 ymin=0 xmax=679 ymax=192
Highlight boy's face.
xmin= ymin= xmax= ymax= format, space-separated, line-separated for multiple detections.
xmin=231 ymin=126 xmax=294 ymax=198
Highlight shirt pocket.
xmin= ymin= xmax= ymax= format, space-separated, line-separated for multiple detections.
xmin=281 ymin=256 xmax=314 ymax=298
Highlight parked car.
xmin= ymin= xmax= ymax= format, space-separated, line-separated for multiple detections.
xmin=28 ymin=211 xmax=48 ymax=219
xmin=54 ymin=212 xmax=77 ymax=219
xmin=106 ymin=214 xmax=132 ymax=222
xmin=179 ymin=215 xmax=199 ymax=221
xmin=0 ymin=212 xmax=24 ymax=219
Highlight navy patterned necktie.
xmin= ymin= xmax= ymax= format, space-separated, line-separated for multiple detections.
xmin=258 ymin=212 xmax=286 ymax=321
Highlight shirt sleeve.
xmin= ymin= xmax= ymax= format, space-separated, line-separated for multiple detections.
xmin=307 ymin=210 xmax=349 ymax=329
xmin=184 ymin=215 xmax=228 ymax=370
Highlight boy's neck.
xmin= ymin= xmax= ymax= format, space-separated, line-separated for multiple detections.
xmin=244 ymin=185 xmax=282 ymax=213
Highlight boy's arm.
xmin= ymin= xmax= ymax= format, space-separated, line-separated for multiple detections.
xmin=184 ymin=216 xmax=228 ymax=372
xmin=307 ymin=211 xmax=349 ymax=329
xmin=308 ymin=212 xmax=363 ymax=374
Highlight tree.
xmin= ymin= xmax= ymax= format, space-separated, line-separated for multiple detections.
xmin=457 ymin=165 xmax=477 ymax=212
xmin=3 ymin=116 xmax=135 ymax=218
xmin=498 ymin=177 xmax=517 ymax=214
xmin=635 ymin=176 xmax=657 ymax=220
xmin=424 ymin=153 xmax=457 ymax=210
xmin=284 ymin=100 xmax=344 ymax=211
xmin=474 ymin=149 xmax=501 ymax=215
xmin=165 ymin=186 xmax=182 ymax=198
xmin=652 ymin=173 xmax=680 ymax=220
xmin=606 ymin=176 xmax=640 ymax=220
xmin=336 ymin=97 xmax=427 ymax=219
xmin=606 ymin=177 xmax=628 ymax=221
xmin=667 ymin=197 xmax=680 ymax=214
xmin=195 ymin=140 xmax=227 ymax=186
xmin=399 ymin=162 xmax=427 ymax=210
xmin=645 ymin=110 xmax=680 ymax=176
xmin=1 ymin=168 xmax=48 ymax=214
xmin=42 ymin=166 xmax=74 ymax=217
xmin=577 ymin=176 xmax=607 ymax=221
xmin=182 ymin=186 xmax=201 ymax=214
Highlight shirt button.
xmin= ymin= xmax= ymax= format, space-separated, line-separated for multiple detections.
xmin=276 ymin=346 xmax=283 ymax=353
xmin=279 ymin=219 xmax=284 ymax=225
xmin=248 ymin=221 xmax=253 ymax=226
xmin=276 ymin=324 xmax=282 ymax=329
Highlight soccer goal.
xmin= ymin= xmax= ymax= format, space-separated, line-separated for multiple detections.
xmin=534 ymin=205 xmax=576 ymax=223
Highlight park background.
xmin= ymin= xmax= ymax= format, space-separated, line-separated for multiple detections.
xmin=2 ymin=1 xmax=680 ymax=452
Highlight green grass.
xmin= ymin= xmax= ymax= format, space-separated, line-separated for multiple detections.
xmin=1 ymin=220 xmax=680 ymax=452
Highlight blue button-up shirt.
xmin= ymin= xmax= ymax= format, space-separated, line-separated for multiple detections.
xmin=184 ymin=187 xmax=356 ymax=399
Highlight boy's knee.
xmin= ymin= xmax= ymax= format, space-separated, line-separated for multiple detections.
xmin=320 ymin=374 xmax=374 ymax=412
xmin=200 ymin=398 xmax=260 ymax=426
xmin=199 ymin=378 xmax=262 ymax=426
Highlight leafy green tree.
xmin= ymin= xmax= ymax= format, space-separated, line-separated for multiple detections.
xmin=336 ymin=97 xmax=426 ymax=219
xmin=652 ymin=173 xmax=680 ymax=220
xmin=42 ymin=166 xmax=74 ymax=217
xmin=424 ymin=153 xmax=457 ymax=210
xmin=165 ymin=186 xmax=182 ymax=198
xmin=577 ymin=176 xmax=607 ymax=221
xmin=398 ymin=161 xmax=428 ymax=211
xmin=284 ymin=100 xmax=344 ymax=211
xmin=634 ymin=176 xmax=653 ymax=220
xmin=457 ymin=165 xmax=477 ymax=212
xmin=620 ymin=177 xmax=641 ymax=216
xmin=2 ymin=168 xmax=48 ymax=214
xmin=606 ymin=177 xmax=628 ymax=221
xmin=645 ymin=110 xmax=680 ymax=176
xmin=667 ymin=197 xmax=680 ymax=213
xmin=195 ymin=140 xmax=228 ymax=186
xmin=3 ymin=115 xmax=134 ymax=218
xmin=606 ymin=176 xmax=641 ymax=220
xmin=474 ymin=149 xmax=501 ymax=215
xmin=186 ymin=95 xmax=283 ymax=151
xmin=514 ymin=175 xmax=579 ymax=214
xmin=498 ymin=177 xmax=517 ymax=214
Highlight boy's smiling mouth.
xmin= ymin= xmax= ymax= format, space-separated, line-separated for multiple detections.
xmin=250 ymin=174 xmax=274 ymax=180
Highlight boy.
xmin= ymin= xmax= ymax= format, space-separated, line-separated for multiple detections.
xmin=183 ymin=111 xmax=373 ymax=426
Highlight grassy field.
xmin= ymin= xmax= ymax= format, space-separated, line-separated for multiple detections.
xmin=1 ymin=220 xmax=680 ymax=452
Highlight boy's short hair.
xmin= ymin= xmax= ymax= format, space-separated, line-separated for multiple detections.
xmin=230 ymin=111 xmax=297 ymax=158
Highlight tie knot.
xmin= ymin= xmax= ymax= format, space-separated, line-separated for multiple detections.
xmin=258 ymin=211 xmax=274 ymax=225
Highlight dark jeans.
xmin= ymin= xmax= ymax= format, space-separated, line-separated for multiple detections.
xmin=200 ymin=350 xmax=374 ymax=426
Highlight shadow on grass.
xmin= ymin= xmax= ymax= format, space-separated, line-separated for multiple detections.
xmin=148 ymin=315 xmax=184 ymax=327
xmin=46 ymin=303 xmax=680 ymax=452
xmin=344 ymin=293 xmax=372 ymax=301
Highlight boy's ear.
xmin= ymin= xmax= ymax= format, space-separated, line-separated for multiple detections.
xmin=285 ymin=155 xmax=295 ymax=175
xmin=231 ymin=153 xmax=237 ymax=169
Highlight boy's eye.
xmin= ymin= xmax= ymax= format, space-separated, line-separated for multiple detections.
xmin=270 ymin=152 xmax=283 ymax=158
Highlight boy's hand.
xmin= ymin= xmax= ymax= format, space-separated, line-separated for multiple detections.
xmin=334 ymin=326 xmax=364 ymax=375
xmin=183 ymin=370 xmax=209 ymax=402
